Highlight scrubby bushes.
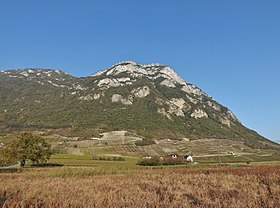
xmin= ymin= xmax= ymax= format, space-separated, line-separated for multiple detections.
xmin=137 ymin=156 xmax=189 ymax=166
xmin=92 ymin=156 xmax=125 ymax=161
xmin=135 ymin=138 xmax=156 ymax=146
xmin=30 ymin=163 xmax=64 ymax=167
xmin=137 ymin=157 xmax=160 ymax=166
xmin=160 ymin=158 xmax=183 ymax=166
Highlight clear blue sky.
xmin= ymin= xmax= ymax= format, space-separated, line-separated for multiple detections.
xmin=1 ymin=0 xmax=279 ymax=141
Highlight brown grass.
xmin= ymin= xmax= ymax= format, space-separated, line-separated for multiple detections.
xmin=0 ymin=165 xmax=280 ymax=208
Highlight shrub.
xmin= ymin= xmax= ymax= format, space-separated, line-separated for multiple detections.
xmin=160 ymin=158 xmax=183 ymax=166
xmin=30 ymin=163 xmax=64 ymax=167
xmin=137 ymin=155 xmax=188 ymax=166
xmin=92 ymin=156 xmax=125 ymax=161
xmin=137 ymin=157 xmax=160 ymax=166
xmin=135 ymin=138 xmax=156 ymax=146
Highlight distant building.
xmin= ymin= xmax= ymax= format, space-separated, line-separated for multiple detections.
xmin=142 ymin=155 xmax=152 ymax=159
xmin=183 ymin=155 xmax=193 ymax=162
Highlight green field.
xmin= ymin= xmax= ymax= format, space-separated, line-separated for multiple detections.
xmin=1 ymin=131 xmax=280 ymax=168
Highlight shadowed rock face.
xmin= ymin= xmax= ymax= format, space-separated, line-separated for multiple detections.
xmin=0 ymin=61 xmax=278 ymax=149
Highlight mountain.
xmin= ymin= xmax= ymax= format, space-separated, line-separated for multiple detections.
xmin=0 ymin=61 xmax=278 ymax=149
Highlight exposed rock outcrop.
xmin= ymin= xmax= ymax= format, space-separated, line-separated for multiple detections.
xmin=131 ymin=86 xmax=150 ymax=98
xmin=191 ymin=109 xmax=208 ymax=119
xmin=112 ymin=94 xmax=133 ymax=105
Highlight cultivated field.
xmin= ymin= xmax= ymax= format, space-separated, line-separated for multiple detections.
xmin=1 ymin=165 xmax=280 ymax=207
xmin=1 ymin=132 xmax=280 ymax=207
xmin=1 ymin=131 xmax=280 ymax=164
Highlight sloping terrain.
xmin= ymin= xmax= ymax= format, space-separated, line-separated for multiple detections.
xmin=0 ymin=61 xmax=278 ymax=150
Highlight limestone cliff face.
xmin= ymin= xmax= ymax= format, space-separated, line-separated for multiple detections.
xmin=0 ymin=61 xmax=277 ymax=149
xmin=90 ymin=61 xmax=238 ymax=125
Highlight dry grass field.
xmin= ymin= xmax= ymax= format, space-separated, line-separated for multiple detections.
xmin=0 ymin=165 xmax=280 ymax=208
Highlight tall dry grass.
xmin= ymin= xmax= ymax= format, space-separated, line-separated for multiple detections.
xmin=0 ymin=165 xmax=279 ymax=207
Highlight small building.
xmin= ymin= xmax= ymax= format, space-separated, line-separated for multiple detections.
xmin=183 ymin=155 xmax=193 ymax=162
xmin=142 ymin=155 xmax=152 ymax=159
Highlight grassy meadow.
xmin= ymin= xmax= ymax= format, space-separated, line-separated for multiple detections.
xmin=1 ymin=133 xmax=280 ymax=207
xmin=1 ymin=164 xmax=280 ymax=207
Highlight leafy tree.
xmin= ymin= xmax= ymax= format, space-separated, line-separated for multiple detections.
xmin=0 ymin=132 xmax=52 ymax=167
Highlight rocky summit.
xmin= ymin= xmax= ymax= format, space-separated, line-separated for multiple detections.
xmin=0 ymin=61 xmax=278 ymax=149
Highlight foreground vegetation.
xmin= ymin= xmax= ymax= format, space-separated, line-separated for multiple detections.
xmin=0 ymin=133 xmax=52 ymax=167
xmin=0 ymin=164 xmax=280 ymax=207
xmin=0 ymin=132 xmax=279 ymax=207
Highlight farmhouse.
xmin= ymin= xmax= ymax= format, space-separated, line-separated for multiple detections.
xmin=142 ymin=155 xmax=152 ymax=159
xmin=183 ymin=155 xmax=193 ymax=162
